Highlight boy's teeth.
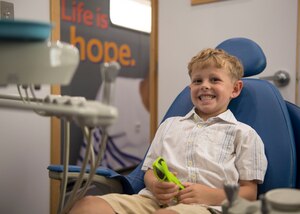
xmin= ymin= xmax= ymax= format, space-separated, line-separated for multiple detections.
xmin=200 ymin=95 xmax=215 ymax=100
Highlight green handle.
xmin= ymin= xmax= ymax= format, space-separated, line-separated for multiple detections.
xmin=152 ymin=157 xmax=185 ymax=190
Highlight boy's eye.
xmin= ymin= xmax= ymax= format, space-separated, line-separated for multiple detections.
xmin=211 ymin=77 xmax=220 ymax=82
xmin=193 ymin=79 xmax=202 ymax=84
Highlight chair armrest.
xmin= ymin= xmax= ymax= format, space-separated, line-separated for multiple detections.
xmin=48 ymin=165 xmax=123 ymax=194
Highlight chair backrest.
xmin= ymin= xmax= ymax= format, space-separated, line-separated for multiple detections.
xmin=286 ymin=101 xmax=300 ymax=188
xmin=228 ymin=79 xmax=296 ymax=193
xmin=120 ymin=38 xmax=298 ymax=196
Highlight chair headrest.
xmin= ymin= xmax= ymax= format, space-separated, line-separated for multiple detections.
xmin=216 ymin=38 xmax=267 ymax=77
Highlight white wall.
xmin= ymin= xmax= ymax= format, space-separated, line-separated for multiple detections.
xmin=158 ymin=0 xmax=298 ymax=121
xmin=0 ymin=0 xmax=50 ymax=213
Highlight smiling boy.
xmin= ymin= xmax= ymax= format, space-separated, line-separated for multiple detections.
xmin=70 ymin=48 xmax=267 ymax=214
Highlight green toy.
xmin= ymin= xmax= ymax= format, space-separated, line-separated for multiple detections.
xmin=152 ymin=157 xmax=185 ymax=190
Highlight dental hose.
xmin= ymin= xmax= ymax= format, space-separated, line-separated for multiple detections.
xmin=61 ymin=126 xmax=94 ymax=214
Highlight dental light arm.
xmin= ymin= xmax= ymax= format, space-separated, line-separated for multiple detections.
xmin=100 ymin=61 xmax=121 ymax=105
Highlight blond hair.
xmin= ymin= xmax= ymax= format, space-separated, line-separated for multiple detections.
xmin=188 ymin=48 xmax=244 ymax=80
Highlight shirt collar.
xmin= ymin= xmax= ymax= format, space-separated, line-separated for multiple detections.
xmin=181 ymin=107 xmax=238 ymax=124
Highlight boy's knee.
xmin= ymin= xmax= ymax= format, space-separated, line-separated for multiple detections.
xmin=69 ymin=196 xmax=112 ymax=214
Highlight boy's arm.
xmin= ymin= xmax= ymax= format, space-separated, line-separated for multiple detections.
xmin=238 ymin=180 xmax=257 ymax=201
xmin=144 ymin=169 xmax=157 ymax=192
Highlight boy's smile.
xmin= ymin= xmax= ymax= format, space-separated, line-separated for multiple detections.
xmin=199 ymin=94 xmax=216 ymax=101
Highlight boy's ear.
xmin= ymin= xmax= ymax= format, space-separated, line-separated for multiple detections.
xmin=231 ymin=80 xmax=243 ymax=99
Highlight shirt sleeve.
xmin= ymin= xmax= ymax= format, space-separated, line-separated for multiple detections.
xmin=235 ymin=124 xmax=268 ymax=184
xmin=141 ymin=118 xmax=174 ymax=171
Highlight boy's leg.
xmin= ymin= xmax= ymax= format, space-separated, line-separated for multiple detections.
xmin=69 ymin=196 xmax=115 ymax=214
xmin=70 ymin=193 xmax=162 ymax=214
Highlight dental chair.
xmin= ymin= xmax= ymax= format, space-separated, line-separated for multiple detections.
xmin=48 ymin=38 xmax=300 ymax=205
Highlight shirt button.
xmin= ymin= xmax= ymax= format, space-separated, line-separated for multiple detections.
xmin=188 ymin=161 xmax=192 ymax=166
xmin=197 ymin=124 xmax=202 ymax=128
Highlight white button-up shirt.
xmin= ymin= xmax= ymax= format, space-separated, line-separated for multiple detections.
xmin=139 ymin=108 xmax=267 ymax=197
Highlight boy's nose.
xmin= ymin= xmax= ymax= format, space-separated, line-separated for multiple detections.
xmin=200 ymin=82 xmax=210 ymax=90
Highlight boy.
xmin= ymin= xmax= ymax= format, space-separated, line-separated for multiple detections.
xmin=70 ymin=48 xmax=268 ymax=214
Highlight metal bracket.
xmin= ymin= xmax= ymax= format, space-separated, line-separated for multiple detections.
xmin=260 ymin=70 xmax=290 ymax=87
xmin=0 ymin=1 xmax=14 ymax=20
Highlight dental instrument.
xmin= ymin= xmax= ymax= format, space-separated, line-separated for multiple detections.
xmin=0 ymin=19 xmax=119 ymax=214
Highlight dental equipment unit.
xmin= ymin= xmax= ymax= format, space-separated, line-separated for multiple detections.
xmin=0 ymin=19 xmax=120 ymax=213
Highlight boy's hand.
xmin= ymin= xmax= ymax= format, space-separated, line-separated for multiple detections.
xmin=151 ymin=179 xmax=179 ymax=205
xmin=178 ymin=180 xmax=257 ymax=206
xmin=178 ymin=182 xmax=220 ymax=205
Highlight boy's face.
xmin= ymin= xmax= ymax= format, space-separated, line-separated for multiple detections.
xmin=189 ymin=66 xmax=243 ymax=121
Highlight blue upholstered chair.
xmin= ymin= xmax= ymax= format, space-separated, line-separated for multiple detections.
xmin=48 ymin=38 xmax=300 ymax=199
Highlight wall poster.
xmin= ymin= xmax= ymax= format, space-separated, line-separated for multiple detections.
xmin=60 ymin=0 xmax=151 ymax=170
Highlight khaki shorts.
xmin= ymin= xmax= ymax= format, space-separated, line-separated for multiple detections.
xmin=99 ymin=194 xmax=211 ymax=214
